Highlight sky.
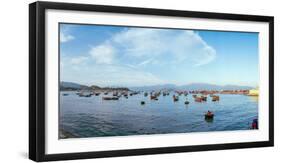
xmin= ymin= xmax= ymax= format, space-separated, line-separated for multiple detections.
xmin=60 ymin=23 xmax=259 ymax=87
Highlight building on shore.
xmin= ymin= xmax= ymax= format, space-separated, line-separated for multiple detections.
xmin=248 ymin=87 xmax=259 ymax=96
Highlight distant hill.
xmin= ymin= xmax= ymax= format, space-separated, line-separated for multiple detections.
xmin=221 ymin=84 xmax=253 ymax=90
xmin=60 ymin=82 xmax=130 ymax=91
xmin=130 ymin=83 xmax=253 ymax=91
xmin=60 ymin=82 xmax=90 ymax=90
xmin=90 ymin=85 xmax=101 ymax=90
xmin=179 ymin=83 xmax=253 ymax=90
xmin=61 ymin=81 xmax=253 ymax=91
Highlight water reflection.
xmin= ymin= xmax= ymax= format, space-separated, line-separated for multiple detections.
xmin=248 ymin=96 xmax=259 ymax=102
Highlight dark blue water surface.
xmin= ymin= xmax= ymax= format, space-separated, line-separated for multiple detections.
xmin=59 ymin=91 xmax=258 ymax=138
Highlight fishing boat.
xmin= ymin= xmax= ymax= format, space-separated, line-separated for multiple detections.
xmin=102 ymin=97 xmax=119 ymax=100
xmin=251 ymin=119 xmax=258 ymax=129
xmin=195 ymin=97 xmax=202 ymax=102
xmin=78 ymin=92 xmax=92 ymax=97
xmin=141 ymin=101 xmax=145 ymax=105
xmin=113 ymin=92 xmax=118 ymax=96
xmin=184 ymin=101 xmax=189 ymax=105
xmin=150 ymin=95 xmax=158 ymax=100
xmin=212 ymin=95 xmax=220 ymax=101
xmin=173 ymin=95 xmax=179 ymax=102
xmin=150 ymin=95 xmax=155 ymax=100
xmin=63 ymin=93 xmax=69 ymax=96
xmin=205 ymin=111 xmax=214 ymax=119
xmin=201 ymin=96 xmax=207 ymax=101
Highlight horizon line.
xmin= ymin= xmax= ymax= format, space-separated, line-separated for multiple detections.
xmin=61 ymin=81 xmax=257 ymax=88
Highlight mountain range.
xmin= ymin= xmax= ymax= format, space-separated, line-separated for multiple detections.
xmin=130 ymin=83 xmax=253 ymax=91
xmin=61 ymin=81 xmax=254 ymax=91
xmin=60 ymin=82 xmax=90 ymax=90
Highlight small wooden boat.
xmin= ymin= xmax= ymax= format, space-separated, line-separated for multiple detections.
xmin=205 ymin=111 xmax=214 ymax=119
xmin=195 ymin=97 xmax=202 ymax=102
xmin=212 ymin=95 xmax=220 ymax=101
xmin=63 ymin=93 xmax=69 ymax=96
xmin=102 ymin=97 xmax=119 ymax=100
xmin=84 ymin=94 xmax=92 ymax=97
xmin=173 ymin=95 xmax=179 ymax=102
xmin=141 ymin=101 xmax=145 ymax=105
xmin=150 ymin=95 xmax=158 ymax=100
xmin=184 ymin=101 xmax=189 ymax=105
xmin=251 ymin=119 xmax=258 ymax=129
xmin=201 ymin=96 xmax=207 ymax=101
xmin=78 ymin=93 xmax=92 ymax=97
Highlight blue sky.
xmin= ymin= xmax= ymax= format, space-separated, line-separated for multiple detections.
xmin=60 ymin=23 xmax=259 ymax=87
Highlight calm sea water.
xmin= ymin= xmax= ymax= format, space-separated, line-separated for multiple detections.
xmin=59 ymin=91 xmax=258 ymax=138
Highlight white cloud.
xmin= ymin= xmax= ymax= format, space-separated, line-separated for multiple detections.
xmin=193 ymin=45 xmax=216 ymax=66
xmin=60 ymin=32 xmax=74 ymax=43
xmin=70 ymin=56 xmax=88 ymax=65
xmin=108 ymin=28 xmax=216 ymax=66
xmin=138 ymin=58 xmax=154 ymax=66
xmin=113 ymin=29 xmax=165 ymax=58
xmin=90 ymin=44 xmax=115 ymax=64
xmin=62 ymin=28 xmax=217 ymax=86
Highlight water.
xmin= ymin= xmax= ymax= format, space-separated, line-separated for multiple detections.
xmin=59 ymin=91 xmax=258 ymax=138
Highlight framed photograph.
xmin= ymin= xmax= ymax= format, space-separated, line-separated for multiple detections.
xmin=29 ymin=1 xmax=274 ymax=162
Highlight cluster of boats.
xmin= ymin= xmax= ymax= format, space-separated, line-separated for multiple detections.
xmin=148 ymin=91 xmax=190 ymax=104
xmin=73 ymin=90 xmax=142 ymax=100
xmin=66 ymin=90 xmax=221 ymax=107
xmin=192 ymin=94 xmax=220 ymax=102
xmin=62 ymin=89 xmax=260 ymax=127
xmin=66 ymin=90 xmax=221 ymax=121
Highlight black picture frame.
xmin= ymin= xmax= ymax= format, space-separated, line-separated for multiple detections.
xmin=29 ymin=1 xmax=274 ymax=162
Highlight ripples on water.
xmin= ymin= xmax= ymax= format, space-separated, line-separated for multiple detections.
xmin=59 ymin=91 xmax=258 ymax=138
